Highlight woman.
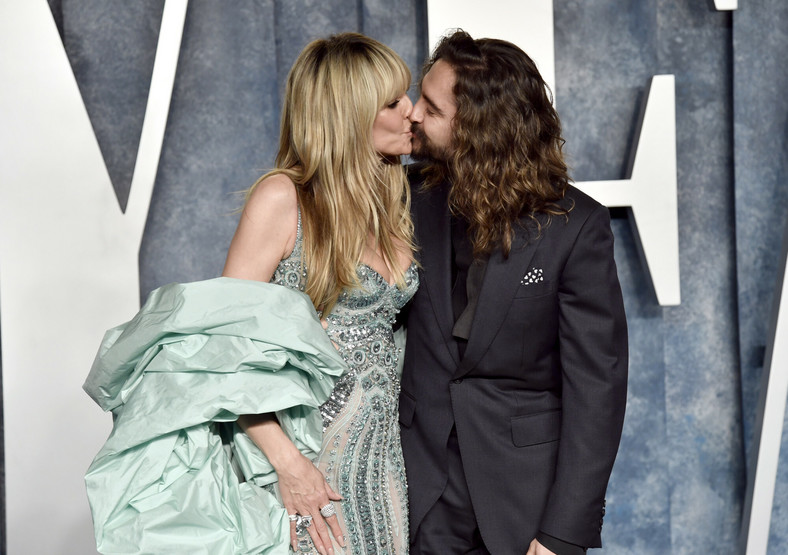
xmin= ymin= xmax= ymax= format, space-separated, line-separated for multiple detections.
xmin=223 ymin=33 xmax=417 ymax=554
xmin=83 ymin=33 xmax=416 ymax=555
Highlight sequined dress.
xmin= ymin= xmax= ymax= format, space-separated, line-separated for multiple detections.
xmin=271 ymin=212 xmax=418 ymax=554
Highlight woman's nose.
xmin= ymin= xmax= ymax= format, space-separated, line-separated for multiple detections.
xmin=402 ymin=95 xmax=413 ymax=118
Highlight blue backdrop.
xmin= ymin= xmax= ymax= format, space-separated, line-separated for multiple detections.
xmin=1 ymin=0 xmax=785 ymax=553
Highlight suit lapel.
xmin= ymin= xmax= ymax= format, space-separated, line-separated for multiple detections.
xmin=414 ymin=184 xmax=460 ymax=367
xmin=454 ymin=223 xmax=542 ymax=378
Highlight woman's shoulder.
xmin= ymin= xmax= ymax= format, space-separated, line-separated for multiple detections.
xmin=246 ymin=173 xmax=298 ymax=216
xmin=242 ymin=174 xmax=300 ymax=248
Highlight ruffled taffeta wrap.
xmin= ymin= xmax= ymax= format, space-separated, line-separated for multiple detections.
xmin=83 ymin=278 xmax=347 ymax=554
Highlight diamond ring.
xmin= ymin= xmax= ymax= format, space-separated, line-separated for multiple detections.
xmin=319 ymin=503 xmax=336 ymax=518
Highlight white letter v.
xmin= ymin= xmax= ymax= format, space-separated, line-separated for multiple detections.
xmin=0 ymin=1 xmax=187 ymax=552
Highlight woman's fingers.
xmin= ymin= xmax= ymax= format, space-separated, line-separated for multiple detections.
xmin=286 ymin=509 xmax=299 ymax=552
xmin=306 ymin=512 xmax=333 ymax=555
xmin=324 ymin=513 xmax=345 ymax=548
xmin=292 ymin=501 xmax=346 ymax=554
xmin=320 ymin=484 xmax=345 ymax=546
xmin=278 ymin=454 xmax=345 ymax=552
xmin=324 ymin=482 xmax=343 ymax=502
xmin=292 ymin=511 xmax=325 ymax=555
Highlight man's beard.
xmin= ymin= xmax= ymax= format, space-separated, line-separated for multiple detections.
xmin=410 ymin=123 xmax=452 ymax=162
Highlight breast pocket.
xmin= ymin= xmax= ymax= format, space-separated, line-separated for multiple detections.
xmin=510 ymin=409 xmax=561 ymax=447
xmin=504 ymin=284 xmax=558 ymax=334
xmin=513 ymin=279 xmax=557 ymax=299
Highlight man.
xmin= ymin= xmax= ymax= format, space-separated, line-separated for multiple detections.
xmin=399 ymin=30 xmax=628 ymax=555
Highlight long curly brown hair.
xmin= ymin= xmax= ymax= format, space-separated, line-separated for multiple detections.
xmin=421 ymin=30 xmax=571 ymax=256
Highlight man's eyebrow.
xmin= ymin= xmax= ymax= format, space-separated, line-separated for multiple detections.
xmin=421 ymin=92 xmax=444 ymax=116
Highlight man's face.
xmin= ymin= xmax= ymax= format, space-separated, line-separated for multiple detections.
xmin=410 ymin=59 xmax=457 ymax=162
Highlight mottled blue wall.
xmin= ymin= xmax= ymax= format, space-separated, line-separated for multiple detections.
xmin=556 ymin=2 xmax=745 ymax=554
xmin=1 ymin=0 xmax=785 ymax=553
xmin=140 ymin=0 xmax=429 ymax=296
xmin=48 ymin=0 xmax=164 ymax=211
xmin=733 ymin=0 xmax=788 ymax=552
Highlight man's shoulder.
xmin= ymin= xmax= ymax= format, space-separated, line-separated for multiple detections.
xmin=531 ymin=184 xmax=610 ymax=241
xmin=560 ymin=184 xmax=605 ymax=216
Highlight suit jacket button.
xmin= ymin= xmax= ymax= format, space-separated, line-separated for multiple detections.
xmin=452 ymin=379 xmax=462 ymax=384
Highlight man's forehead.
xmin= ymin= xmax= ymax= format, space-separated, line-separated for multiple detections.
xmin=422 ymin=59 xmax=456 ymax=110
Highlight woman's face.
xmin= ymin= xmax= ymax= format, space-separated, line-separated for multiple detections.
xmin=372 ymin=93 xmax=413 ymax=157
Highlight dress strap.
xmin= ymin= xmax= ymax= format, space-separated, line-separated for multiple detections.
xmin=296 ymin=202 xmax=303 ymax=245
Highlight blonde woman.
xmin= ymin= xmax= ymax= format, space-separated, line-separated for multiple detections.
xmin=223 ymin=34 xmax=417 ymax=554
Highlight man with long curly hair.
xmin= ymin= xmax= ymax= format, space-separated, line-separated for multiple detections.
xmin=399 ymin=30 xmax=628 ymax=555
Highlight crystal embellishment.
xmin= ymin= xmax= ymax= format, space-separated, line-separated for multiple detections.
xmin=270 ymin=207 xmax=417 ymax=554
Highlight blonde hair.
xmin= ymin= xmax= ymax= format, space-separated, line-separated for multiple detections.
xmin=251 ymin=33 xmax=414 ymax=315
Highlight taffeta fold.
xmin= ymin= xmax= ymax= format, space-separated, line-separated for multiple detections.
xmin=84 ymin=278 xmax=346 ymax=554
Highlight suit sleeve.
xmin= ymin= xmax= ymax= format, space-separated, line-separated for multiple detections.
xmin=538 ymin=204 xmax=628 ymax=548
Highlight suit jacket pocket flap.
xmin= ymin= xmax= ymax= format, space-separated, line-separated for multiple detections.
xmin=399 ymin=391 xmax=416 ymax=428
xmin=510 ymin=409 xmax=561 ymax=447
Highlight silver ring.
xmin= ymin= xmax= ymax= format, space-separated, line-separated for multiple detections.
xmin=288 ymin=513 xmax=298 ymax=522
xmin=295 ymin=514 xmax=313 ymax=532
xmin=294 ymin=514 xmax=312 ymax=536
xmin=319 ymin=503 xmax=336 ymax=518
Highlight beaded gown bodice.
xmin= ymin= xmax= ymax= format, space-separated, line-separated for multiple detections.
xmin=271 ymin=211 xmax=417 ymax=554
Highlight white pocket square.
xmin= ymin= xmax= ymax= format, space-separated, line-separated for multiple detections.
xmin=521 ymin=267 xmax=544 ymax=286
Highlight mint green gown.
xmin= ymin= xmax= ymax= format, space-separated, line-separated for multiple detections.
xmin=85 ymin=219 xmax=417 ymax=554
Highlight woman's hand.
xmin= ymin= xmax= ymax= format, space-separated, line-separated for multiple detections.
xmin=526 ymin=538 xmax=557 ymax=555
xmin=276 ymin=449 xmax=344 ymax=554
xmin=238 ymin=414 xmax=345 ymax=554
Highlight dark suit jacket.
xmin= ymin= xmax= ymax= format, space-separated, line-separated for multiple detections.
xmin=400 ymin=173 xmax=628 ymax=553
